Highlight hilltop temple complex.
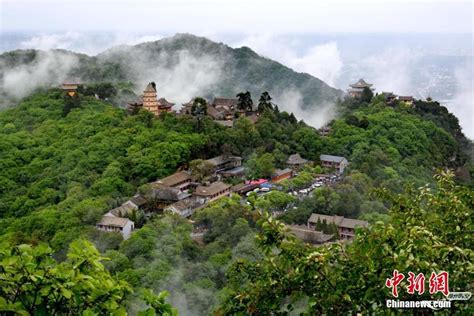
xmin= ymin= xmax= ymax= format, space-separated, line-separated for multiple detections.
xmin=347 ymin=78 xmax=374 ymax=98
xmin=347 ymin=79 xmax=415 ymax=106
xmin=128 ymin=82 xmax=175 ymax=116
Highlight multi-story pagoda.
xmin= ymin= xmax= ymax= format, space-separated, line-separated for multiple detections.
xmin=142 ymin=82 xmax=160 ymax=115
xmin=347 ymin=79 xmax=374 ymax=98
xmin=129 ymin=82 xmax=175 ymax=116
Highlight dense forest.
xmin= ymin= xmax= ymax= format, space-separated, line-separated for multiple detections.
xmin=0 ymin=86 xmax=472 ymax=314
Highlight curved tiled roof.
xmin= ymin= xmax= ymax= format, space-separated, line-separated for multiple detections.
xmin=349 ymin=78 xmax=373 ymax=88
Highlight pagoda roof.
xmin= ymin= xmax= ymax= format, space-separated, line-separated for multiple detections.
xmin=182 ymin=98 xmax=195 ymax=107
xmin=382 ymin=92 xmax=397 ymax=98
xmin=398 ymin=96 xmax=414 ymax=101
xmin=213 ymin=97 xmax=238 ymax=107
xmin=158 ymin=98 xmax=174 ymax=108
xmin=349 ymin=78 xmax=373 ymax=88
xmin=144 ymin=83 xmax=156 ymax=92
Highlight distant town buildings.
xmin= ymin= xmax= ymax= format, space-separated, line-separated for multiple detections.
xmin=307 ymin=214 xmax=369 ymax=241
xmin=347 ymin=79 xmax=374 ymax=98
xmin=320 ymin=154 xmax=349 ymax=174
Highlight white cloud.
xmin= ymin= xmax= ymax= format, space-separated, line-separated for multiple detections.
xmin=289 ymin=42 xmax=342 ymax=86
xmin=450 ymin=64 xmax=474 ymax=139
xmin=232 ymin=35 xmax=343 ymax=87
xmin=20 ymin=32 xmax=84 ymax=51
xmin=1 ymin=1 xmax=472 ymax=33
xmin=358 ymin=48 xmax=422 ymax=95
xmin=122 ymin=34 xmax=163 ymax=46
xmin=273 ymin=88 xmax=336 ymax=129
xmin=122 ymin=48 xmax=224 ymax=105
xmin=18 ymin=32 xmax=164 ymax=55
xmin=1 ymin=50 xmax=79 ymax=99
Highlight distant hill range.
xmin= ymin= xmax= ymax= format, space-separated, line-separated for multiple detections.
xmin=0 ymin=33 xmax=343 ymax=109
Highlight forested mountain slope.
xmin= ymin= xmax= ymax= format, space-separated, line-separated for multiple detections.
xmin=0 ymin=89 xmax=471 ymax=314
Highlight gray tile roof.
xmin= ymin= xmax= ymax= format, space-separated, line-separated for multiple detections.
xmin=108 ymin=201 xmax=137 ymax=217
xmin=194 ymin=181 xmax=231 ymax=196
xmin=212 ymin=97 xmax=238 ymax=107
xmin=287 ymin=225 xmax=334 ymax=244
xmin=308 ymin=214 xmax=369 ymax=229
xmin=154 ymin=171 xmax=191 ymax=187
xmin=320 ymin=154 xmax=347 ymax=163
xmin=349 ymin=78 xmax=373 ymax=88
xmin=287 ymin=153 xmax=309 ymax=165
xmin=206 ymin=155 xmax=242 ymax=167
xmin=97 ymin=215 xmax=132 ymax=228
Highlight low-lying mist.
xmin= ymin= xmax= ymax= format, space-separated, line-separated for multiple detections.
xmin=1 ymin=50 xmax=80 ymax=101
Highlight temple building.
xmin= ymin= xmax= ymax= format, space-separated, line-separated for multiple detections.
xmin=142 ymin=82 xmax=160 ymax=114
xmin=194 ymin=181 xmax=231 ymax=204
xmin=287 ymin=153 xmax=310 ymax=170
xmin=398 ymin=96 xmax=415 ymax=106
xmin=62 ymin=82 xmax=79 ymax=97
xmin=128 ymin=82 xmax=175 ymax=116
xmin=271 ymin=168 xmax=293 ymax=183
xmin=348 ymin=79 xmax=374 ymax=98
xmin=307 ymin=214 xmax=368 ymax=241
xmin=180 ymin=98 xmax=195 ymax=115
xmin=212 ymin=97 xmax=239 ymax=111
xmin=97 ymin=215 xmax=135 ymax=240
xmin=382 ymin=92 xmax=398 ymax=106
xmin=320 ymin=154 xmax=349 ymax=174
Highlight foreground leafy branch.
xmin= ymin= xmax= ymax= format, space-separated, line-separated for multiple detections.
xmin=218 ymin=171 xmax=473 ymax=314
xmin=0 ymin=240 xmax=177 ymax=315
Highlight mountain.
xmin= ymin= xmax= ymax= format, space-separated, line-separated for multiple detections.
xmin=0 ymin=87 xmax=471 ymax=314
xmin=0 ymin=33 xmax=343 ymax=109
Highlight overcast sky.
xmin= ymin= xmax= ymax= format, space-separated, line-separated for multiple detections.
xmin=1 ymin=0 xmax=472 ymax=34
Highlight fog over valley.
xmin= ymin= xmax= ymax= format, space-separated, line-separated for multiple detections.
xmin=1 ymin=31 xmax=472 ymax=138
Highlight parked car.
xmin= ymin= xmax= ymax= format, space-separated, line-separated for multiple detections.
xmin=260 ymin=187 xmax=270 ymax=192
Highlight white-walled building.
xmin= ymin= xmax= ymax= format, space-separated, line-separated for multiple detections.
xmin=96 ymin=215 xmax=135 ymax=240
